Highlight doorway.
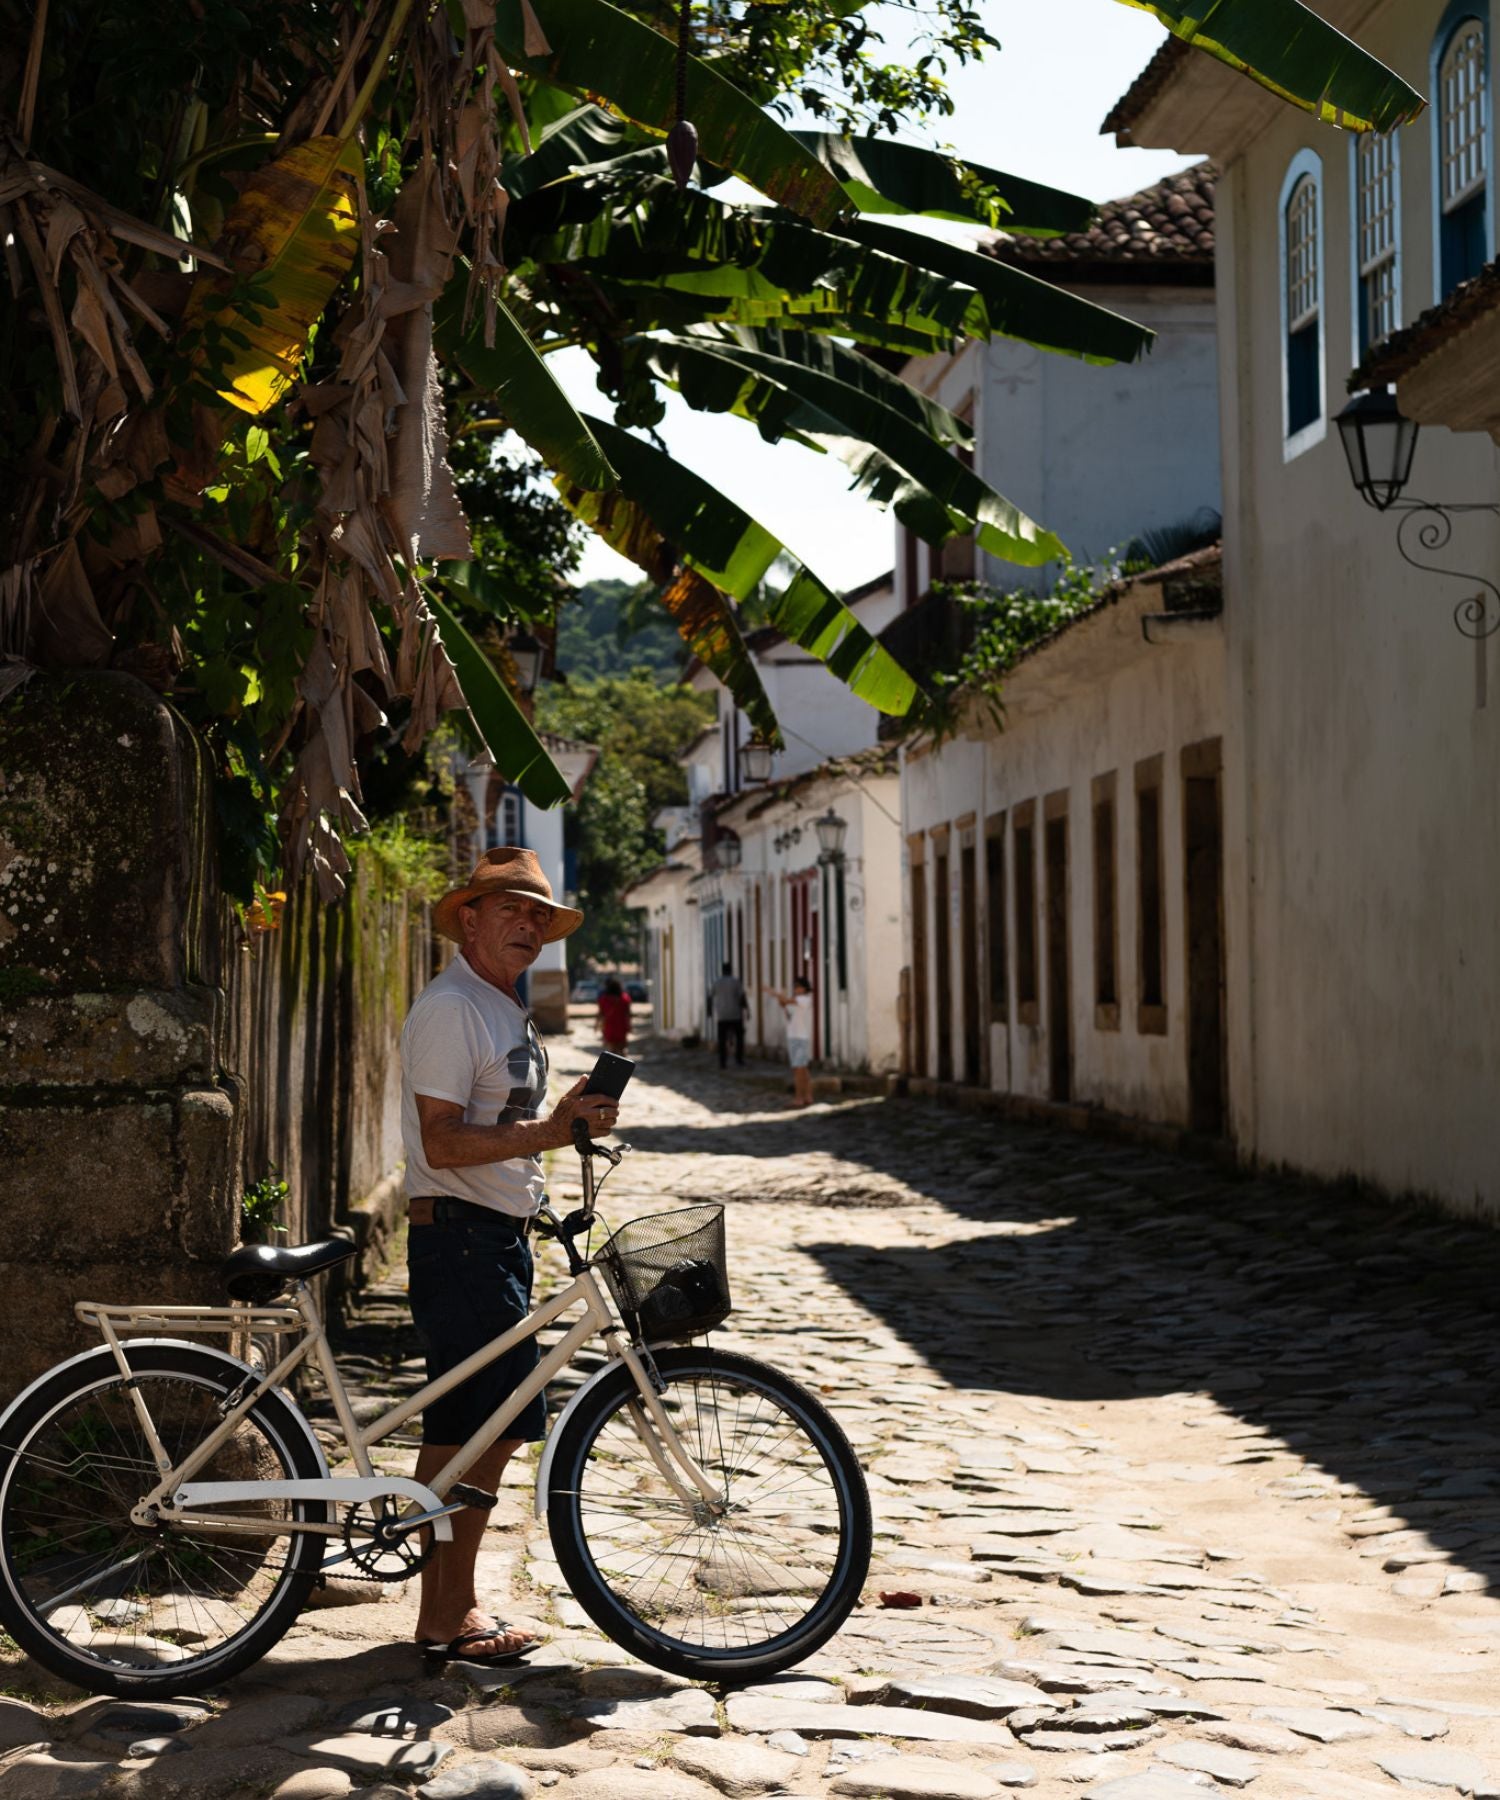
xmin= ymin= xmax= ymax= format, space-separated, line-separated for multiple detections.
xmin=910 ymin=850 xmax=928 ymax=1077
xmin=960 ymin=838 xmax=981 ymax=1085
xmin=933 ymin=841 xmax=953 ymax=1082
xmin=1183 ymin=748 xmax=1228 ymax=1136
xmin=1044 ymin=808 xmax=1071 ymax=1103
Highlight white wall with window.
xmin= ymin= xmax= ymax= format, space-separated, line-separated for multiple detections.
xmin=1279 ymin=149 xmax=1325 ymax=457
xmin=1108 ymin=0 xmax=1500 ymax=1217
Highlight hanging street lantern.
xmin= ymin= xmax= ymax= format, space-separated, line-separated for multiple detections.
xmin=507 ymin=630 xmax=544 ymax=695
xmin=814 ymin=807 xmax=848 ymax=863
xmin=1337 ymin=389 xmax=1421 ymax=512
xmin=740 ymin=738 xmax=774 ymax=784
xmin=717 ymin=831 xmax=742 ymax=870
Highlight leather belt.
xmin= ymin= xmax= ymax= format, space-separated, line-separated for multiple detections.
xmin=407 ymin=1195 xmax=532 ymax=1234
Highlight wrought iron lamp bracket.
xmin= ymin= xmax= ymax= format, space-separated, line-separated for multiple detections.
xmin=1390 ymin=500 xmax=1500 ymax=641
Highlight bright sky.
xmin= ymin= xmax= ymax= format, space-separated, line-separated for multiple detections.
xmin=556 ymin=0 xmax=1199 ymax=590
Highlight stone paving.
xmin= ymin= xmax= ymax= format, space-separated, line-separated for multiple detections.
xmin=4 ymin=1032 xmax=1500 ymax=1799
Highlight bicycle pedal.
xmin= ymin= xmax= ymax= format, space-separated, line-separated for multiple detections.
xmin=448 ymin=1483 xmax=498 ymax=1510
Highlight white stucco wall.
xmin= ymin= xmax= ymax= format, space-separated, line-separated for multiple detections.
xmin=1209 ymin=2 xmax=1500 ymax=1214
xmin=721 ymin=773 xmax=903 ymax=1074
xmin=901 ymin=591 xmax=1226 ymax=1122
xmin=899 ymin=284 xmax=1221 ymax=604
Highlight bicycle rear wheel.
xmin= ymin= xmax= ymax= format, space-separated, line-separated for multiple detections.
xmin=0 ymin=1343 xmax=327 ymax=1696
xmin=547 ymin=1346 xmax=870 ymax=1681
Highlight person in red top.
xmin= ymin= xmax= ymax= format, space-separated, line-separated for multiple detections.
xmin=596 ymin=976 xmax=631 ymax=1053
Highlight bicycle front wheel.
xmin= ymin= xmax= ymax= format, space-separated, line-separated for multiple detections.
xmin=547 ymin=1347 xmax=870 ymax=1681
xmin=0 ymin=1343 xmax=327 ymax=1697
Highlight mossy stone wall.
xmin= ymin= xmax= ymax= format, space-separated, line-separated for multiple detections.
xmin=0 ymin=674 xmax=428 ymax=1398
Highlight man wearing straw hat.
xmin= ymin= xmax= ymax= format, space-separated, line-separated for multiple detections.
xmin=400 ymin=846 xmax=621 ymax=1668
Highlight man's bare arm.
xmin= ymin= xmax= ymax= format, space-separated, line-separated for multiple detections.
xmin=417 ymin=1079 xmax=618 ymax=1171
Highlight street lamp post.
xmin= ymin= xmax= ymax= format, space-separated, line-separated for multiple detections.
xmin=1336 ymin=389 xmax=1500 ymax=640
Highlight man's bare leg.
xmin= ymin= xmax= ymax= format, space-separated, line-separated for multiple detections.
xmin=413 ymin=1437 xmax=533 ymax=1654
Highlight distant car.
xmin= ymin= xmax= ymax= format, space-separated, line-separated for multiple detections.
xmin=625 ymin=981 xmax=649 ymax=1003
xmin=571 ymin=978 xmax=602 ymax=1003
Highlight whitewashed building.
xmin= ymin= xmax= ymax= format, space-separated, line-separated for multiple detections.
xmin=899 ymin=165 xmax=1227 ymax=1117
xmin=626 ymin=574 xmax=905 ymax=1071
xmin=1101 ymin=5 xmax=1500 ymax=1219
xmin=450 ymin=732 xmax=596 ymax=1031
xmin=902 ymin=550 xmax=1227 ymax=1124
xmin=897 ymin=162 xmax=1221 ymax=606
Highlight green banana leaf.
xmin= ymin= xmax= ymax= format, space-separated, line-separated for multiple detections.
xmin=426 ymin=588 xmax=573 ymax=807
xmin=492 ymin=0 xmax=849 ymax=227
xmin=558 ymin=272 xmax=964 ymax=357
xmin=731 ymin=327 xmax=974 ymax=448
xmin=513 ymin=177 xmax=1149 ymax=364
xmin=791 ymin=133 xmax=1095 ymax=236
xmin=844 ymin=216 xmax=1154 ymax=366
xmin=586 ymin=416 xmax=919 ymax=716
xmin=1114 ymin=0 xmax=1425 ymax=131
xmin=434 ymin=284 xmax=616 ymax=491
xmin=505 ymin=104 xmax=639 ymax=198
xmin=184 ymin=135 xmax=362 ymax=415
xmin=644 ymin=334 xmax=1065 ymax=567
xmin=554 ymin=468 xmax=783 ymax=743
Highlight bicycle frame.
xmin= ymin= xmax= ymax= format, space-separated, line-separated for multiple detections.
xmin=74 ymin=1234 xmax=725 ymax=1563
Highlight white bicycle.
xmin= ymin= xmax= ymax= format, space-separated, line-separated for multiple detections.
xmin=0 ymin=1129 xmax=871 ymax=1696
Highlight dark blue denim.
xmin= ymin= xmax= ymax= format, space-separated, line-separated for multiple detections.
xmin=407 ymin=1210 xmax=547 ymax=1445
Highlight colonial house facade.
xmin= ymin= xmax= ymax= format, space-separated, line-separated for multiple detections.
xmin=893 ymin=6 xmax=1499 ymax=1220
xmin=899 ymin=166 xmax=1229 ymax=1121
xmin=626 ymin=575 xmax=905 ymax=1071
xmin=1102 ymin=3 xmax=1500 ymax=1219
xmin=902 ymin=550 xmax=1226 ymax=1128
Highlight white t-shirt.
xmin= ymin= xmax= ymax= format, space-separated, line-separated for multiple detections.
xmin=785 ymin=994 xmax=814 ymax=1042
xmin=400 ymin=954 xmax=549 ymax=1217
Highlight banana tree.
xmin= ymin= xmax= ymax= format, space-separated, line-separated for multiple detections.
xmin=0 ymin=0 xmax=1425 ymax=902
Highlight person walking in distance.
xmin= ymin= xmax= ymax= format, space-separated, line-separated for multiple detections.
xmin=399 ymin=847 xmax=622 ymax=1667
xmin=711 ymin=960 xmax=748 ymax=1069
xmin=765 ymin=974 xmax=815 ymax=1107
xmin=596 ymin=976 xmax=631 ymax=1054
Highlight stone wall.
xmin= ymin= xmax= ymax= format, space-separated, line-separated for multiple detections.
xmin=0 ymin=673 xmax=428 ymax=1400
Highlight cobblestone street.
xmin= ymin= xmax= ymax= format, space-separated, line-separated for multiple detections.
xmin=5 ymin=1032 xmax=1500 ymax=1800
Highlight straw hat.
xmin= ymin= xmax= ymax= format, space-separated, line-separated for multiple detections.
xmin=432 ymin=846 xmax=584 ymax=946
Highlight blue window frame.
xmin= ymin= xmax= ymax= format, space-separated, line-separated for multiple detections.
xmin=1278 ymin=150 xmax=1325 ymax=458
xmin=1432 ymin=6 xmax=1493 ymax=296
xmin=1350 ymin=128 xmax=1402 ymax=360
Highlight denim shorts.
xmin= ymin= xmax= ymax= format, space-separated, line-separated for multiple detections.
xmin=787 ymin=1036 xmax=812 ymax=1069
xmin=407 ymin=1208 xmax=547 ymax=1445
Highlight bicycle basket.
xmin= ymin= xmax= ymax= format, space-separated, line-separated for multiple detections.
xmin=597 ymin=1205 xmax=731 ymax=1340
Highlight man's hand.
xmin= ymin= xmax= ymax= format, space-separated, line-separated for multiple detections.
xmin=547 ymin=1076 xmax=619 ymax=1147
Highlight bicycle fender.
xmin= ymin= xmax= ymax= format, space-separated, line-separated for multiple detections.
xmin=0 ymin=1339 xmax=330 ymax=1477
xmin=533 ymin=1345 xmax=684 ymax=1519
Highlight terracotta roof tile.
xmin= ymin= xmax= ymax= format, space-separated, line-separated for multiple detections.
xmin=1101 ymin=36 xmax=1191 ymax=141
xmin=991 ymin=160 xmax=1215 ymax=274
xmin=1351 ymin=258 xmax=1500 ymax=390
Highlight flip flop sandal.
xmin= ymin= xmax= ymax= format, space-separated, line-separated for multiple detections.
xmin=419 ymin=1619 xmax=544 ymax=1667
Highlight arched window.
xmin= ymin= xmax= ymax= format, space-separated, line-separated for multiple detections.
xmin=1434 ymin=12 xmax=1490 ymax=293
xmin=1352 ymin=129 xmax=1401 ymax=356
xmin=1279 ymin=152 xmax=1324 ymax=454
xmin=498 ymin=787 xmax=522 ymax=847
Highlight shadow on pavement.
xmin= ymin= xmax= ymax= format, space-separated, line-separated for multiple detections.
xmin=629 ymin=1053 xmax=1500 ymax=1605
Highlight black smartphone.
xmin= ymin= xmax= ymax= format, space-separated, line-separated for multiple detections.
xmin=584 ymin=1051 xmax=635 ymax=1100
